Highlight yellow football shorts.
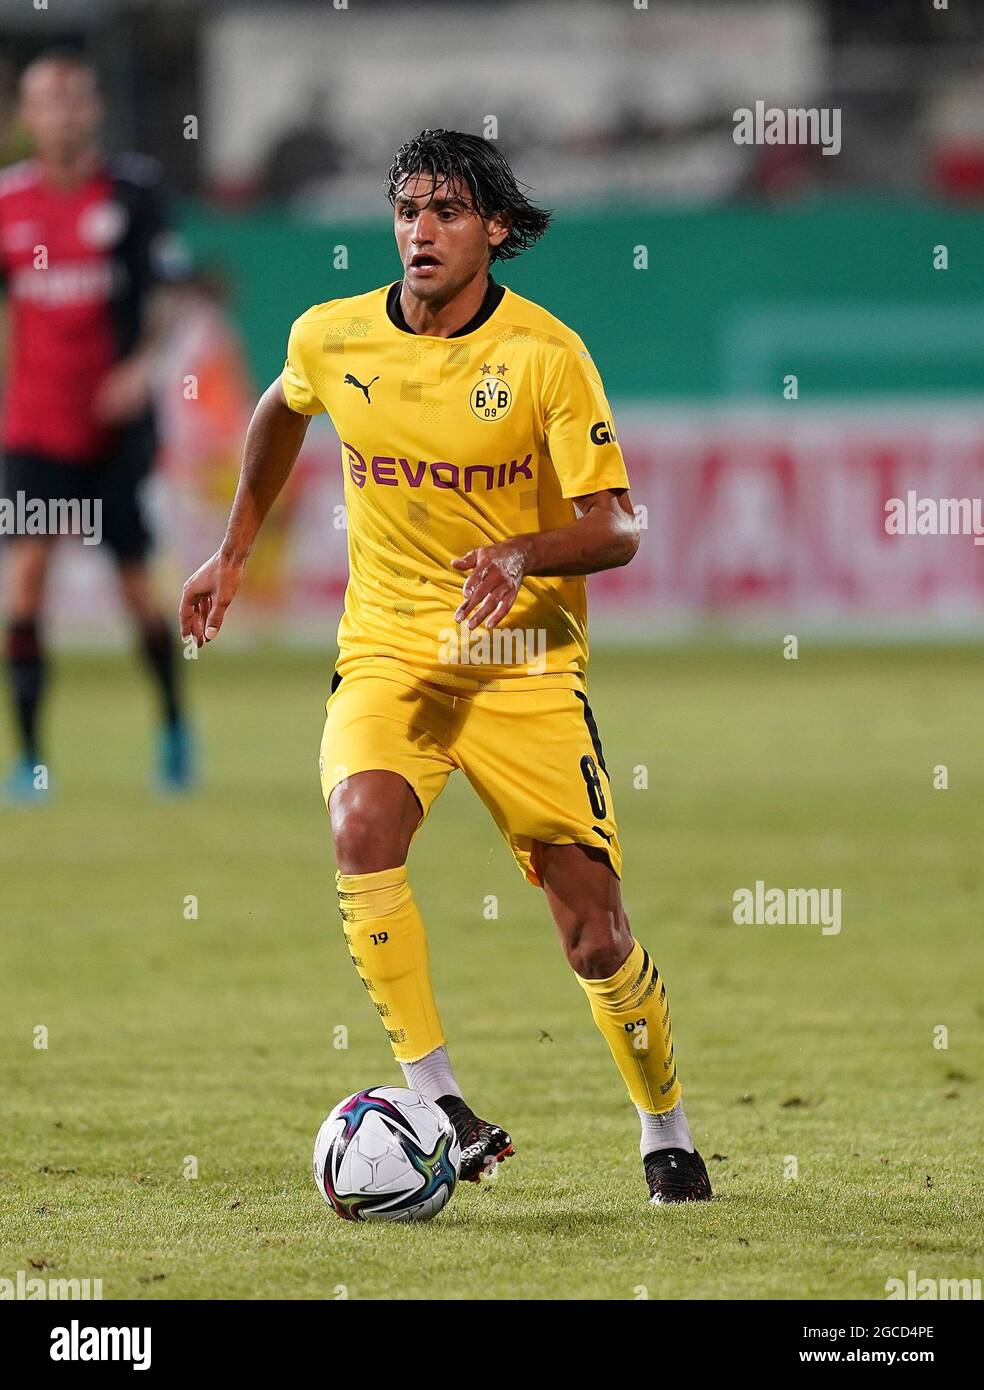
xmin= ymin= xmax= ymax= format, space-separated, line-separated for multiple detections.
xmin=318 ymin=665 xmax=621 ymax=887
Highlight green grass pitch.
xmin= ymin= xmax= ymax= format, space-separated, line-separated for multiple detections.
xmin=1 ymin=643 xmax=982 ymax=1300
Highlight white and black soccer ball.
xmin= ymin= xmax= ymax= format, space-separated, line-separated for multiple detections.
xmin=313 ymin=1086 xmax=461 ymax=1222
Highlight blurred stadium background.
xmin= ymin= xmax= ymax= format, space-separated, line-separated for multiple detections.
xmin=3 ymin=0 xmax=984 ymax=647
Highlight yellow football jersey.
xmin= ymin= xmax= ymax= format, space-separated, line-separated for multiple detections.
xmin=281 ymin=277 xmax=629 ymax=690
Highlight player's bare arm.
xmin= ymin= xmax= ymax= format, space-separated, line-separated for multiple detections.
xmin=179 ymin=378 xmax=310 ymax=647
xmin=451 ymin=487 xmax=639 ymax=629
xmin=92 ymin=285 xmax=183 ymax=424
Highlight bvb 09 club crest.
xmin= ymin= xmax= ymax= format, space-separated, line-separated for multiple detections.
xmin=469 ymin=365 xmax=512 ymax=421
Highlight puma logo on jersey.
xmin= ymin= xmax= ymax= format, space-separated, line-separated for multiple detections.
xmin=344 ymin=373 xmax=379 ymax=403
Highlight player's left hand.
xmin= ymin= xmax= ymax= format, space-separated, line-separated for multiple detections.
xmin=92 ymin=353 xmax=154 ymax=424
xmin=451 ymin=538 xmax=531 ymax=629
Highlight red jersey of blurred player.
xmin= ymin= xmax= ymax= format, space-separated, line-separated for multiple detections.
xmin=0 ymin=60 xmax=188 ymax=458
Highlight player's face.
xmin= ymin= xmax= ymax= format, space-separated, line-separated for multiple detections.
xmin=394 ymin=173 xmax=508 ymax=302
xmin=19 ymin=62 xmax=102 ymax=162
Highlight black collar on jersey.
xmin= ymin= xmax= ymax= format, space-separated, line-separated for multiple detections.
xmin=386 ymin=276 xmax=505 ymax=337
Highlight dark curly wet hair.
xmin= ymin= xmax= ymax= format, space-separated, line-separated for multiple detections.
xmin=386 ymin=129 xmax=552 ymax=262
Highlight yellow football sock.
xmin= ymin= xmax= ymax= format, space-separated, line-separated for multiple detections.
xmin=336 ymin=866 xmax=445 ymax=1064
xmin=575 ymin=940 xmax=682 ymax=1114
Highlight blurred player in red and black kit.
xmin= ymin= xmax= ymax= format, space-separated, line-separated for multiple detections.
xmin=0 ymin=50 xmax=194 ymax=801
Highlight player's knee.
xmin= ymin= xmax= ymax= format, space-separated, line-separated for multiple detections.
xmin=118 ymin=566 xmax=158 ymax=623
xmin=6 ymin=540 xmax=50 ymax=613
xmin=563 ymin=911 xmax=631 ymax=980
xmin=331 ymin=800 xmax=379 ymax=871
xmin=330 ymin=784 xmax=408 ymax=874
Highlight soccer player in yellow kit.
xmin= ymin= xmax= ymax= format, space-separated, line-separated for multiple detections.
xmin=180 ymin=131 xmax=711 ymax=1204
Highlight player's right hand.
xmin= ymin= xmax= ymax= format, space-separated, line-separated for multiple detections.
xmin=179 ymin=549 xmax=245 ymax=648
